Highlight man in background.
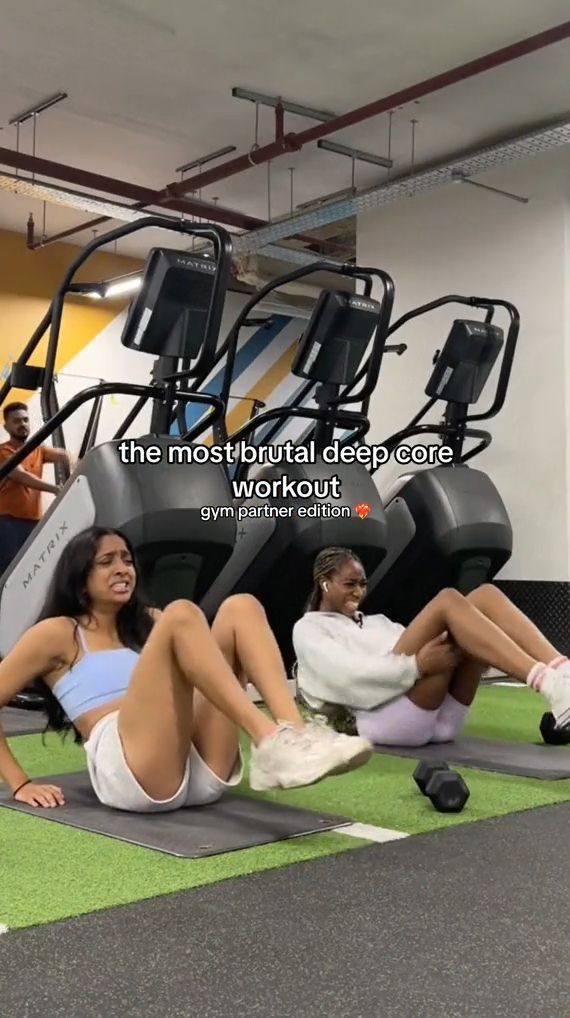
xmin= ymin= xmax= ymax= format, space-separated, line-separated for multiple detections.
xmin=0 ymin=402 xmax=75 ymax=578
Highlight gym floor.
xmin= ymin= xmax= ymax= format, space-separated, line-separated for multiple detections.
xmin=2 ymin=685 xmax=570 ymax=1017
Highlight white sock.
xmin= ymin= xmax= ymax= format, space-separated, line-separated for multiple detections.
xmin=548 ymin=656 xmax=570 ymax=670
xmin=526 ymin=663 xmax=555 ymax=697
xmin=525 ymin=659 xmax=557 ymax=700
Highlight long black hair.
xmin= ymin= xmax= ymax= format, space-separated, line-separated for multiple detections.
xmin=34 ymin=526 xmax=154 ymax=742
xmin=304 ymin=546 xmax=364 ymax=612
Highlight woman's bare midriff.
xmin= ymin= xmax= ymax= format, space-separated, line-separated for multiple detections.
xmin=41 ymin=673 xmax=126 ymax=741
xmin=74 ymin=698 xmax=126 ymax=741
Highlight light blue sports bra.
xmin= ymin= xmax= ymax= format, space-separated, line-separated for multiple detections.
xmin=51 ymin=625 xmax=140 ymax=722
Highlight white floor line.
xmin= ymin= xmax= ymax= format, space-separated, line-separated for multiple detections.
xmin=334 ymin=823 xmax=409 ymax=844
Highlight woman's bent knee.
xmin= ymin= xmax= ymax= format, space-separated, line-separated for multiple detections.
xmin=436 ymin=588 xmax=466 ymax=612
xmin=217 ymin=593 xmax=265 ymax=621
xmin=162 ymin=599 xmax=205 ymax=627
xmin=223 ymin=593 xmax=264 ymax=612
xmin=467 ymin=583 xmax=496 ymax=608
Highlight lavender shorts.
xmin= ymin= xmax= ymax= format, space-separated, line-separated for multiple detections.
xmin=354 ymin=693 xmax=470 ymax=747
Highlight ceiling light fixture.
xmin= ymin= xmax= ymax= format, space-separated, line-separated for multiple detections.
xmin=9 ymin=92 xmax=68 ymax=125
xmin=232 ymin=87 xmax=337 ymax=122
xmin=78 ymin=273 xmax=143 ymax=300
xmin=104 ymin=276 xmax=143 ymax=298
xmin=176 ymin=145 xmax=237 ymax=175
xmin=317 ymin=139 xmax=393 ymax=169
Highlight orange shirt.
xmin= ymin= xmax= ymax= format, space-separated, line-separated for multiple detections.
xmin=0 ymin=441 xmax=46 ymax=520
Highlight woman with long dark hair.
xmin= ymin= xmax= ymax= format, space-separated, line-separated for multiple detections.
xmin=0 ymin=528 xmax=372 ymax=811
xmin=292 ymin=547 xmax=570 ymax=746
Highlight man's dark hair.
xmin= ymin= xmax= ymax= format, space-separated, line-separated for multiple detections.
xmin=3 ymin=401 xmax=28 ymax=421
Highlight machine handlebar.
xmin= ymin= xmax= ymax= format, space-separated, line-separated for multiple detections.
xmin=0 ymin=382 xmax=225 ymax=484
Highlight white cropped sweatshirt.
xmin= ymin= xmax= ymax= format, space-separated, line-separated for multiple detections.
xmin=292 ymin=610 xmax=419 ymax=712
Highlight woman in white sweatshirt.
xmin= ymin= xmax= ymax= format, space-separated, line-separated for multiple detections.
xmin=292 ymin=547 xmax=570 ymax=746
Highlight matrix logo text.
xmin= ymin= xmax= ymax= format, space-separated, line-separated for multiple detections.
xmin=22 ymin=523 xmax=69 ymax=589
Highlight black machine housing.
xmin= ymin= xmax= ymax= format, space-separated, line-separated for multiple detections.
xmin=361 ymin=300 xmax=518 ymax=623
xmin=425 ymin=319 xmax=503 ymax=405
xmin=362 ymin=465 xmax=512 ymax=624
xmin=200 ymin=269 xmax=395 ymax=669
xmin=201 ymin=457 xmax=388 ymax=667
xmin=0 ymin=218 xmax=236 ymax=671
xmin=0 ymin=436 xmax=235 ymax=659
xmin=121 ymin=248 xmax=222 ymax=362
xmin=291 ymin=291 xmax=383 ymax=385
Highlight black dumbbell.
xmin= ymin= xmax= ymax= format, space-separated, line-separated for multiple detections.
xmin=539 ymin=712 xmax=570 ymax=746
xmin=413 ymin=761 xmax=450 ymax=795
xmin=413 ymin=760 xmax=469 ymax=813
xmin=426 ymin=770 xmax=470 ymax=813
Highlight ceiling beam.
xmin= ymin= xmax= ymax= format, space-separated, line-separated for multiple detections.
xmin=0 ymin=145 xmax=264 ymax=235
xmin=2 ymin=21 xmax=567 ymax=250
xmin=162 ymin=20 xmax=570 ymax=198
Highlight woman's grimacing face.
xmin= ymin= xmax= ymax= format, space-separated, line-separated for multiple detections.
xmin=322 ymin=558 xmax=367 ymax=617
xmin=85 ymin=534 xmax=137 ymax=608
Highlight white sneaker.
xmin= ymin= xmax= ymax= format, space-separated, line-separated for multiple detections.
xmin=249 ymin=723 xmax=373 ymax=791
xmin=304 ymin=718 xmax=373 ymax=776
xmin=546 ymin=667 xmax=570 ymax=729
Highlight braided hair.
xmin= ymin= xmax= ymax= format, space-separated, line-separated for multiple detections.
xmin=298 ymin=546 xmax=365 ymax=735
xmin=305 ymin=546 xmax=364 ymax=612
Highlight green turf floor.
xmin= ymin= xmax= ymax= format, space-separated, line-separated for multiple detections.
xmin=1 ymin=686 xmax=569 ymax=931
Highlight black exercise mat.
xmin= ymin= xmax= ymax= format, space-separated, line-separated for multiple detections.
xmin=374 ymin=736 xmax=570 ymax=779
xmin=2 ymin=708 xmax=45 ymax=737
xmin=0 ymin=771 xmax=350 ymax=857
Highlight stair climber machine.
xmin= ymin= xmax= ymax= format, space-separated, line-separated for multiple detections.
xmin=357 ymin=295 xmax=519 ymax=625
xmin=199 ymin=260 xmax=396 ymax=670
xmin=0 ymin=216 xmax=237 ymax=707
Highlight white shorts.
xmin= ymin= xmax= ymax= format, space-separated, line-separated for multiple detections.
xmin=84 ymin=711 xmax=244 ymax=813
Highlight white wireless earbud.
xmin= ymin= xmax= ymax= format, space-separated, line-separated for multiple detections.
xmin=322 ymin=582 xmax=329 ymax=592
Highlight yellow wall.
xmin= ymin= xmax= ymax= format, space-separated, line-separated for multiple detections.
xmin=0 ymin=228 xmax=143 ymax=407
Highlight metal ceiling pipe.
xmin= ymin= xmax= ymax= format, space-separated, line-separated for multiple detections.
xmin=0 ymin=146 xmax=264 ymax=237
xmin=0 ymin=148 xmax=145 ymax=203
xmin=4 ymin=21 xmax=567 ymax=250
xmin=164 ymin=20 xmax=570 ymax=198
xmin=29 ymin=213 xmax=123 ymax=246
xmin=0 ymin=147 xmax=326 ymax=252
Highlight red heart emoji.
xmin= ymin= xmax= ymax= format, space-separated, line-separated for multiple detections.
xmin=354 ymin=503 xmax=371 ymax=519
